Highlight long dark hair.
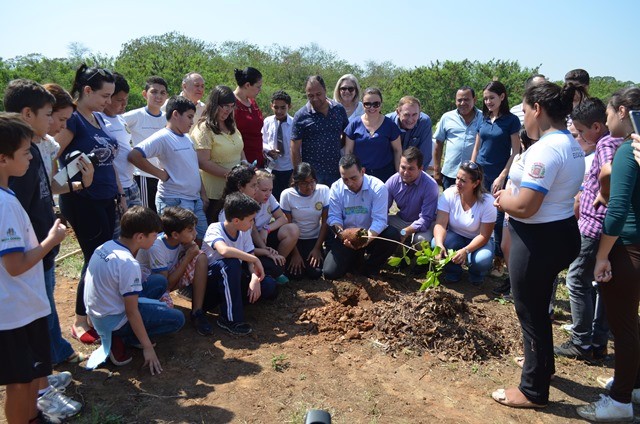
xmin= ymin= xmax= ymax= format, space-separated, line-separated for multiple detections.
xmin=482 ymin=81 xmax=510 ymax=117
xmin=291 ymin=162 xmax=317 ymax=187
xmin=221 ymin=164 xmax=256 ymax=201
xmin=524 ymin=81 xmax=586 ymax=123
xmin=198 ymin=85 xmax=236 ymax=135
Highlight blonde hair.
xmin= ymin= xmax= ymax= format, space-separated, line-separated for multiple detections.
xmin=255 ymin=169 xmax=274 ymax=182
xmin=333 ymin=74 xmax=362 ymax=104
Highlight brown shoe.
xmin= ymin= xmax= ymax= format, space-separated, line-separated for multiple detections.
xmin=492 ymin=387 xmax=547 ymax=409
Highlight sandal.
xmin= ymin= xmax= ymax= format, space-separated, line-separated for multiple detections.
xmin=70 ymin=326 xmax=101 ymax=345
xmin=492 ymin=387 xmax=547 ymax=409
xmin=65 ymin=351 xmax=88 ymax=364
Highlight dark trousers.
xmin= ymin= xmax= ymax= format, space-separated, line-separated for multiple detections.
xmin=442 ymin=175 xmax=456 ymax=190
xmin=272 ymin=169 xmax=293 ymax=202
xmin=600 ymin=243 xmax=640 ymax=404
xmin=134 ymin=175 xmax=158 ymax=213
xmin=509 ymin=217 xmax=580 ymax=404
xmin=205 ymin=198 xmax=223 ymax=225
xmin=59 ymin=193 xmax=116 ymax=316
xmin=323 ymin=226 xmax=400 ymax=280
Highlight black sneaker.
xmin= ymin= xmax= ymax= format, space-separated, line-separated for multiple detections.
xmin=492 ymin=278 xmax=511 ymax=295
xmin=191 ymin=309 xmax=213 ymax=336
xmin=554 ymin=340 xmax=592 ymax=359
xmin=217 ymin=317 xmax=252 ymax=336
xmin=592 ymin=345 xmax=609 ymax=360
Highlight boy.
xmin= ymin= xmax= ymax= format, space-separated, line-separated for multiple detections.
xmin=128 ymin=95 xmax=208 ymax=240
xmin=84 ymin=206 xmax=185 ymax=374
xmin=553 ymin=97 xmax=624 ymax=360
xmin=262 ymin=90 xmax=294 ymax=200
xmin=202 ymin=192 xmax=277 ymax=335
xmin=123 ymin=76 xmax=169 ymax=212
xmin=137 ymin=207 xmax=213 ymax=336
xmin=0 ymin=113 xmax=68 ymax=424
xmin=4 ymin=80 xmax=84 ymax=422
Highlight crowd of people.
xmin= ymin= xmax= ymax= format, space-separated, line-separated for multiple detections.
xmin=0 ymin=64 xmax=639 ymax=423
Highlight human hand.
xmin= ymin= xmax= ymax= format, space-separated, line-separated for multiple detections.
xmin=288 ymin=252 xmax=305 ymax=275
xmin=247 ymin=275 xmax=262 ymax=303
xmin=78 ymin=157 xmax=94 ymax=188
xmin=142 ymin=346 xmax=162 ymax=375
xmin=493 ymin=190 xmax=504 ymax=211
xmin=492 ymin=176 xmax=505 ymax=194
xmin=593 ymin=191 xmax=608 ymax=209
xmin=434 ymin=170 xmax=443 ymax=186
xmin=270 ymin=253 xmax=286 ymax=267
xmin=307 ymin=247 xmax=324 ymax=268
xmin=594 ymin=258 xmax=612 ymax=283
xmin=451 ymin=248 xmax=467 ymax=265
xmin=267 ymin=149 xmax=280 ymax=159
xmin=185 ymin=242 xmax=201 ymax=261
xmin=160 ymin=169 xmax=170 ymax=182
xmin=48 ymin=219 xmax=67 ymax=244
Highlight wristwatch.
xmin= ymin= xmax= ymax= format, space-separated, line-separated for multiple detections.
xmin=400 ymin=229 xmax=407 ymax=237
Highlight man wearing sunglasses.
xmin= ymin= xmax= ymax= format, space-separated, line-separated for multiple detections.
xmin=386 ymin=96 xmax=433 ymax=171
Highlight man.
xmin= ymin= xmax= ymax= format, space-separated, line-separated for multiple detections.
xmin=510 ymin=74 xmax=546 ymax=126
xmin=323 ymin=154 xmax=400 ymax=280
xmin=162 ymin=72 xmax=206 ymax=126
xmin=386 ymin=147 xmax=439 ymax=245
xmin=291 ymin=75 xmax=349 ymax=186
xmin=386 ymin=96 xmax=433 ymax=169
xmin=433 ymin=86 xmax=482 ymax=189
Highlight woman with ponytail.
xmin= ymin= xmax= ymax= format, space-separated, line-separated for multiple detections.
xmin=491 ymin=81 xmax=586 ymax=408
xmin=233 ymin=67 xmax=264 ymax=167
xmin=55 ymin=64 xmax=119 ymax=344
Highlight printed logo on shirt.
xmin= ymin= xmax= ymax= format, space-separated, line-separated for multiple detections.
xmin=528 ymin=162 xmax=546 ymax=179
xmin=345 ymin=206 xmax=368 ymax=215
xmin=2 ymin=227 xmax=20 ymax=242
xmin=315 ymin=202 xmax=323 ymax=211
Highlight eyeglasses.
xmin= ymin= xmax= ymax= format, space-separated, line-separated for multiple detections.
xmin=339 ymin=86 xmax=355 ymax=93
xmin=86 ymin=68 xmax=113 ymax=82
xmin=221 ymin=103 xmax=236 ymax=111
xmin=461 ymin=160 xmax=479 ymax=171
xmin=297 ymin=179 xmax=316 ymax=188
xmin=363 ymin=102 xmax=381 ymax=109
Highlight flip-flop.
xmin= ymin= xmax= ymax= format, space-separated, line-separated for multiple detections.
xmin=492 ymin=387 xmax=547 ymax=409
xmin=70 ymin=326 xmax=101 ymax=345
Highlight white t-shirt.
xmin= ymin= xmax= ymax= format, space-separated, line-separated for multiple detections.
xmin=254 ymin=195 xmax=280 ymax=230
xmin=136 ymin=233 xmax=181 ymax=280
xmin=203 ymin=222 xmax=254 ymax=264
xmin=100 ymin=113 xmax=135 ymax=188
xmin=582 ymin=151 xmax=595 ymax=189
xmin=84 ymin=240 xmax=143 ymax=330
xmin=280 ymin=185 xmax=329 ymax=239
xmin=438 ymin=188 xmax=497 ymax=239
xmin=123 ymin=107 xmax=166 ymax=178
xmin=38 ymin=136 xmax=60 ymax=182
xmin=134 ymin=128 xmax=201 ymax=200
xmin=508 ymin=130 xmax=584 ymax=224
xmin=0 ymin=188 xmax=50 ymax=330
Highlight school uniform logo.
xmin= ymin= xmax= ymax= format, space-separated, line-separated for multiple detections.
xmin=528 ymin=162 xmax=546 ymax=179
xmin=315 ymin=202 xmax=323 ymax=211
xmin=2 ymin=227 xmax=20 ymax=242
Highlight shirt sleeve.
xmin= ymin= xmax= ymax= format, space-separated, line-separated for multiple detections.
xmin=146 ymin=240 xmax=170 ymax=272
xmin=0 ymin=203 xmax=27 ymax=256
xmin=437 ymin=188 xmax=453 ymax=213
xmin=519 ymin=145 xmax=562 ymax=195
xmin=603 ymin=142 xmax=638 ymax=237
xmin=479 ymin=194 xmax=498 ymax=223
xmin=279 ymin=190 xmax=291 ymax=212
xmin=344 ymin=119 xmax=357 ymax=139
xmin=122 ymin=110 xmax=138 ymax=128
xmin=135 ymin=131 xmax=165 ymax=160
xmin=118 ymin=257 xmax=143 ymax=296
xmin=369 ymin=182 xmax=389 ymax=235
xmin=412 ymin=177 xmax=439 ymax=231
xmin=388 ymin=118 xmax=402 ymax=140
xmin=291 ymin=110 xmax=303 ymax=141
xmin=191 ymin=124 xmax=213 ymax=150
xmin=434 ymin=116 xmax=446 ymax=142
xmin=327 ymin=183 xmax=344 ymax=227
xmin=268 ymin=195 xmax=280 ymax=214
xmin=262 ymin=119 xmax=271 ymax=152
xmin=508 ymin=114 xmax=521 ymax=134
xmin=242 ymin=230 xmax=255 ymax=254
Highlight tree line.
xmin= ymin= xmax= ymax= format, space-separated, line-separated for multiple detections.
xmin=0 ymin=32 xmax=635 ymax=122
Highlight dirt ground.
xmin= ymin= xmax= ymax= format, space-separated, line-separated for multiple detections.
xmin=0 ymin=261 xmax=633 ymax=423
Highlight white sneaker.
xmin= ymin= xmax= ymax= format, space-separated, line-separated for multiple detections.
xmin=597 ymin=376 xmax=640 ymax=404
xmin=37 ymin=387 xmax=82 ymax=423
xmin=47 ymin=371 xmax=72 ymax=389
xmin=561 ymin=323 xmax=573 ymax=333
xmin=576 ymin=394 xmax=633 ymax=422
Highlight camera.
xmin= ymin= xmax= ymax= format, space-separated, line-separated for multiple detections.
xmin=52 ymin=150 xmax=97 ymax=186
xmin=65 ymin=150 xmax=99 ymax=167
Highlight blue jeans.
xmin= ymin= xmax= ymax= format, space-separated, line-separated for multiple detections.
xmin=315 ymin=171 xmax=340 ymax=187
xmin=142 ymin=274 xmax=168 ymax=299
xmin=44 ymin=267 xmax=74 ymax=364
xmin=442 ymin=175 xmax=456 ymax=190
xmin=113 ymin=182 xmax=144 ymax=240
xmin=483 ymin=175 xmax=504 ymax=258
xmin=156 ymin=196 xmax=208 ymax=240
xmin=432 ymin=231 xmax=495 ymax=284
xmin=566 ymin=235 xmax=609 ymax=346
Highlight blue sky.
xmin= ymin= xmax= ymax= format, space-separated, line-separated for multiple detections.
xmin=2 ymin=0 xmax=637 ymax=83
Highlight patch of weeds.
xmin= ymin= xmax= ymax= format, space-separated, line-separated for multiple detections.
xmin=471 ymin=364 xmax=479 ymax=374
xmin=271 ymin=353 xmax=290 ymax=372
xmin=57 ymin=254 xmax=83 ymax=280
xmin=75 ymin=402 xmax=124 ymax=424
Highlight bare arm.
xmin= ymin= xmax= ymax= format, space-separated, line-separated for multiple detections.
xmin=268 ymin=208 xmax=289 ymax=232
xmin=491 ymin=133 xmax=520 ymax=194
xmin=53 ymin=128 xmax=74 ymax=157
xmin=291 ymin=139 xmax=302 ymax=167
xmin=214 ymin=240 xmax=261 ymax=264
xmin=2 ymin=219 xmax=66 ymax=276
xmin=433 ymin=140 xmax=444 ymax=184
xmin=470 ymin=133 xmax=481 ymax=163
xmin=344 ymin=137 xmax=355 ymax=155
xmin=123 ymin=295 xmax=162 ymax=375
xmin=391 ymin=136 xmax=402 ymax=171
xmin=495 ymin=187 xmax=545 ymax=219
xmin=128 ymin=149 xmax=168 ymax=181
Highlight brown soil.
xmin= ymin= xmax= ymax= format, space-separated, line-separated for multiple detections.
xmin=0 ymin=265 xmax=626 ymax=423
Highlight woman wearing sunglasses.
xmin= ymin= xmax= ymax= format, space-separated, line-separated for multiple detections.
xmin=191 ymin=85 xmax=247 ymax=223
xmin=432 ymin=161 xmax=496 ymax=285
xmin=55 ymin=64 xmax=120 ymax=344
xmin=492 ymin=81 xmax=586 ymax=409
xmin=333 ymin=74 xmax=364 ymax=121
xmin=344 ymin=87 xmax=402 ymax=182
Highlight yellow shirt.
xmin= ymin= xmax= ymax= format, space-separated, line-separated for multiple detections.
xmin=190 ymin=122 xmax=244 ymax=199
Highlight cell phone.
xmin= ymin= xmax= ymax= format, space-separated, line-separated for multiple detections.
xmin=630 ymin=110 xmax=640 ymax=135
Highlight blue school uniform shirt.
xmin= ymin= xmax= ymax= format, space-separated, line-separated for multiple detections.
xmin=475 ymin=112 xmax=520 ymax=182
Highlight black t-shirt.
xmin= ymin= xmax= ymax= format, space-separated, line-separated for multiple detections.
xmin=9 ymin=143 xmax=58 ymax=270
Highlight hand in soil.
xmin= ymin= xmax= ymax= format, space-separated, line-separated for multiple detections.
xmin=340 ymin=227 xmax=369 ymax=250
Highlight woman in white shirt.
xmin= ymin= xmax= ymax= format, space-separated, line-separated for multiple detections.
xmin=333 ymin=74 xmax=364 ymax=121
xmin=432 ymin=161 xmax=496 ymax=285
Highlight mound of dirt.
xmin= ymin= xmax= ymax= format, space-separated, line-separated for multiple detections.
xmin=298 ymin=278 xmax=519 ymax=362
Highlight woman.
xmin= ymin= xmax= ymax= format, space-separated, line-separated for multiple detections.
xmin=344 ymin=87 xmax=402 ymax=182
xmin=333 ymin=74 xmax=364 ymax=121
xmin=471 ymin=81 xmax=521 ymax=277
xmin=234 ymin=67 xmax=264 ymax=167
xmin=191 ymin=85 xmax=246 ymax=223
xmin=577 ymin=87 xmax=640 ymax=422
xmin=492 ymin=81 xmax=585 ymax=408
xmin=280 ymin=162 xmax=330 ymax=279
xmin=432 ymin=161 xmax=496 ymax=285
xmin=55 ymin=64 xmax=121 ymax=344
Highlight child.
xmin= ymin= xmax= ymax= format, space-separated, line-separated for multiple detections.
xmin=262 ymin=90 xmax=294 ymax=200
xmin=84 ymin=206 xmax=185 ymax=374
xmin=252 ymin=169 xmax=299 ymax=283
xmin=137 ymin=207 xmax=213 ymax=336
xmin=128 ymin=95 xmax=208 ymax=240
xmin=4 ymin=81 xmax=84 ymax=422
xmin=202 ymin=192 xmax=277 ymax=335
xmin=0 ymin=113 xmax=70 ymax=424
xmin=41 ymin=83 xmax=74 ymax=182
xmin=123 ymin=76 xmax=169 ymax=211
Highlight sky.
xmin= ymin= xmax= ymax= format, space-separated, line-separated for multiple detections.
xmin=1 ymin=0 xmax=638 ymax=83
